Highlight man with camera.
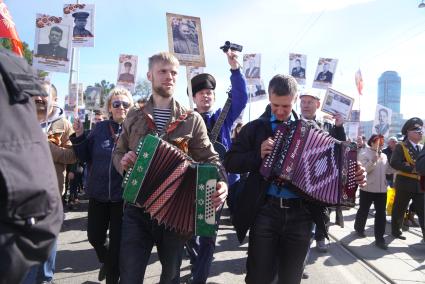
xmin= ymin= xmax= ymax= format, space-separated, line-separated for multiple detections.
xmin=186 ymin=48 xmax=248 ymax=284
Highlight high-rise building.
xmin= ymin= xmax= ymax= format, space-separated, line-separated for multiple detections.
xmin=378 ymin=71 xmax=401 ymax=113
xmin=377 ymin=71 xmax=402 ymax=137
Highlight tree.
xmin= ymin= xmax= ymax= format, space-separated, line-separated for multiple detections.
xmin=134 ymin=78 xmax=151 ymax=100
xmin=94 ymin=80 xmax=115 ymax=108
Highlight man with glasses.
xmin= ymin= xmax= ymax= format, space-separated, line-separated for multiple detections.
xmin=390 ymin=117 xmax=425 ymax=242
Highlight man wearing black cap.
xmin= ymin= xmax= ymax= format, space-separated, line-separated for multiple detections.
xmin=118 ymin=62 xmax=135 ymax=83
xmin=186 ymin=49 xmax=247 ymax=284
xmin=72 ymin=11 xmax=93 ymax=37
xmin=390 ymin=117 xmax=425 ymax=241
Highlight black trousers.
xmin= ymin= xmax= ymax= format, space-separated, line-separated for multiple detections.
xmin=354 ymin=190 xmax=387 ymax=242
xmin=87 ymin=198 xmax=123 ymax=284
xmin=246 ymin=197 xmax=313 ymax=284
xmin=391 ymin=189 xmax=425 ymax=237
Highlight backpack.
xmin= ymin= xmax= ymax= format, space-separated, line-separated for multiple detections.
xmin=0 ymin=49 xmax=63 ymax=284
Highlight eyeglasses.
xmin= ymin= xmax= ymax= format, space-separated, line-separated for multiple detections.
xmin=112 ymin=101 xmax=130 ymax=109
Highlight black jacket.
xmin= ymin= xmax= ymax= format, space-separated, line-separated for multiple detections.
xmin=224 ymin=106 xmax=327 ymax=243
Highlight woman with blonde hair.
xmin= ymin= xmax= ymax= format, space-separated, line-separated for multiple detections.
xmin=71 ymin=88 xmax=133 ymax=283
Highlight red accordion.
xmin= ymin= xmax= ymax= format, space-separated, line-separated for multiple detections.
xmin=260 ymin=120 xmax=358 ymax=206
xmin=122 ymin=135 xmax=217 ymax=236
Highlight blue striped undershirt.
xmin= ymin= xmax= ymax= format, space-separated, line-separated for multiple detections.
xmin=153 ymin=108 xmax=171 ymax=133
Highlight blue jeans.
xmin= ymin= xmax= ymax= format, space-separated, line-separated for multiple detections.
xmin=186 ymin=207 xmax=222 ymax=284
xmin=119 ymin=205 xmax=187 ymax=284
xmin=246 ymin=197 xmax=313 ymax=284
xmin=23 ymin=240 xmax=56 ymax=283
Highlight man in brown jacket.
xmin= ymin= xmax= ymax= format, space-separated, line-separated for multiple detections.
xmin=113 ymin=52 xmax=228 ymax=283
xmin=26 ymin=82 xmax=76 ymax=283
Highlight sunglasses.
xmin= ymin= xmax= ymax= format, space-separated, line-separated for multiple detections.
xmin=112 ymin=100 xmax=130 ymax=109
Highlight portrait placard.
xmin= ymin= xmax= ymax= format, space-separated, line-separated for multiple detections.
xmin=372 ymin=104 xmax=392 ymax=138
xmin=187 ymin=66 xmax=205 ymax=80
xmin=350 ymin=110 xmax=360 ymax=122
xmin=243 ymin=53 xmax=261 ymax=82
xmin=321 ymin=88 xmax=354 ymax=120
xmin=312 ymin=58 xmax=338 ymax=89
xmin=346 ymin=122 xmax=360 ymax=142
xmin=247 ymin=78 xmax=267 ymax=102
xmin=117 ymin=54 xmax=138 ymax=92
xmin=85 ymin=86 xmax=102 ymax=110
xmin=33 ymin=14 xmax=73 ymax=73
xmin=166 ymin=12 xmax=205 ymax=67
xmin=63 ymin=4 xmax=95 ymax=47
xmin=289 ymin=53 xmax=307 ymax=85
xmin=70 ymin=83 xmax=84 ymax=107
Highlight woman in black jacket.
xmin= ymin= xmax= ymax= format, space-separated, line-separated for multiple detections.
xmin=72 ymin=88 xmax=133 ymax=284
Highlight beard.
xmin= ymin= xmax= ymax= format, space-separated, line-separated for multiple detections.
xmin=153 ymin=85 xmax=173 ymax=98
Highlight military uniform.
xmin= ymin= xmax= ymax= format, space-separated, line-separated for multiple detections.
xmin=390 ymin=117 xmax=425 ymax=239
xmin=37 ymin=43 xmax=68 ymax=60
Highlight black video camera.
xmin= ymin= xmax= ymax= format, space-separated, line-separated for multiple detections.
xmin=220 ymin=41 xmax=243 ymax=53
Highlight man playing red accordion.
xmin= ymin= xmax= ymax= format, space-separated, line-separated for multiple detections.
xmin=112 ymin=52 xmax=228 ymax=283
xmin=224 ymin=74 xmax=366 ymax=284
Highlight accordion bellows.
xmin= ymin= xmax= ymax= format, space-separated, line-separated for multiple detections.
xmin=260 ymin=120 xmax=358 ymax=205
xmin=123 ymin=134 xmax=217 ymax=236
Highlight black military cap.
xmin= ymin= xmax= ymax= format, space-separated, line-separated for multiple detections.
xmin=72 ymin=12 xmax=90 ymax=19
xmin=401 ymin=117 xmax=423 ymax=135
xmin=190 ymin=73 xmax=216 ymax=96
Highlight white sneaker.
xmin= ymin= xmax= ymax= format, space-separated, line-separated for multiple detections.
xmin=316 ymin=240 xmax=328 ymax=253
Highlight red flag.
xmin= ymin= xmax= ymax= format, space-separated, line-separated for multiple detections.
xmin=0 ymin=1 xmax=23 ymax=57
xmin=355 ymin=69 xmax=363 ymax=95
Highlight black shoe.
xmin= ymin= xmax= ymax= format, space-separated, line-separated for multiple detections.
xmin=375 ymin=240 xmax=388 ymax=250
xmin=392 ymin=233 xmax=406 ymax=240
xmin=302 ymin=272 xmax=309 ymax=279
xmin=355 ymin=230 xmax=366 ymax=238
xmin=98 ymin=264 xmax=107 ymax=281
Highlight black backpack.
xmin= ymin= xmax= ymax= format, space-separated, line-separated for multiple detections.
xmin=0 ymin=49 xmax=63 ymax=284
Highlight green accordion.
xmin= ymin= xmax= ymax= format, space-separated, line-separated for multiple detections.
xmin=122 ymin=134 xmax=218 ymax=237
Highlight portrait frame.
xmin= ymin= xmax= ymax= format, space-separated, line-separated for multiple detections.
xmin=166 ymin=12 xmax=205 ymax=67
xmin=33 ymin=14 xmax=73 ymax=73
xmin=321 ymin=88 xmax=354 ymax=120
xmin=63 ymin=3 xmax=95 ymax=47
xmin=312 ymin=57 xmax=338 ymax=89
xmin=372 ymin=104 xmax=392 ymax=138
xmin=289 ymin=53 xmax=307 ymax=85
xmin=116 ymin=54 xmax=138 ymax=93
xmin=84 ymin=86 xmax=102 ymax=110
xmin=247 ymin=78 xmax=267 ymax=102
xmin=243 ymin=53 xmax=261 ymax=81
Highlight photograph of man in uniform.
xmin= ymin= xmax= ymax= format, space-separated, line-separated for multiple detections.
xmin=244 ymin=54 xmax=260 ymax=79
xmin=373 ymin=106 xmax=391 ymax=137
xmin=118 ymin=61 xmax=135 ymax=83
xmin=72 ymin=11 xmax=93 ymax=37
xmin=291 ymin=58 xmax=306 ymax=79
xmin=37 ymin=26 xmax=68 ymax=60
xmin=172 ymin=18 xmax=200 ymax=55
xmin=315 ymin=62 xmax=333 ymax=83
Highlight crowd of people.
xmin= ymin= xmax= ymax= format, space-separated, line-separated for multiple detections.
xmin=1 ymin=46 xmax=424 ymax=284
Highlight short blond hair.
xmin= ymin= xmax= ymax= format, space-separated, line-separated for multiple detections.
xmin=104 ymin=87 xmax=134 ymax=115
xmin=148 ymin=52 xmax=179 ymax=71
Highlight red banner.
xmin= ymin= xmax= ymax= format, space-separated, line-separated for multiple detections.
xmin=0 ymin=1 xmax=23 ymax=56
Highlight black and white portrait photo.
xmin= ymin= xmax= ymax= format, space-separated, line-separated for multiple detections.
xmin=63 ymin=4 xmax=96 ymax=47
xmin=243 ymin=53 xmax=261 ymax=80
xmin=313 ymin=58 xmax=338 ymax=89
xmin=289 ymin=53 xmax=307 ymax=85
xmin=166 ymin=13 xmax=205 ymax=67
xmin=372 ymin=105 xmax=392 ymax=137
xmin=33 ymin=14 xmax=73 ymax=73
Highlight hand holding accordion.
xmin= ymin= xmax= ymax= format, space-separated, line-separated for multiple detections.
xmin=260 ymin=119 xmax=358 ymax=206
xmin=122 ymin=134 xmax=219 ymax=237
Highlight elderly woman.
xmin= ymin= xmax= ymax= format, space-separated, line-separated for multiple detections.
xmin=354 ymin=134 xmax=388 ymax=250
xmin=71 ymin=88 xmax=134 ymax=283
